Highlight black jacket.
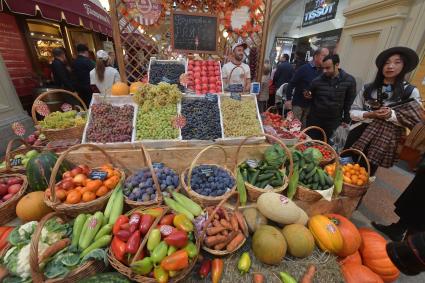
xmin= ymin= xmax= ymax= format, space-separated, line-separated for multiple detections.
xmin=72 ymin=55 xmax=95 ymax=90
xmin=51 ymin=58 xmax=74 ymax=91
xmin=309 ymin=69 xmax=357 ymax=123
xmin=273 ymin=61 xmax=294 ymax=89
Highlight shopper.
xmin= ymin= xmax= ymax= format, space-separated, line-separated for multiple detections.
xmin=345 ymin=46 xmax=423 ymax=175
xmin=51 ymin=48 xmax=74 ymax=91
xmin=272 ymin=54 xmax=294 ymax=109
xmin=305 ymin=54 xmax=357 ymax=140
xmin=90 ymin=50 xmax=121 ymax=95
xmin=257 ymin=63 xmax=271 ymax=113
xmin=285 ymin=47 xmax=329 ymax=127
xmin=72 ymin=44 xmax=95 ymax=106
xmin=222 ymin=42 xmax=251 ymax=92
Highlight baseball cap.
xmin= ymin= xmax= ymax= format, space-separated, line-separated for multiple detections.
xmin=96 ymin=50 xmax=109 ymax=61
xmin=232 ymin=42 xmax=248 ymax=52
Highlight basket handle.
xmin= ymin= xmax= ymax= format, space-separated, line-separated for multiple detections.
xmin=47 ymin=144 xmax=118 ymax=204
xmin=265 ymin=106 xmax=277 ymax=113
xmin=294 ymin=139 xmax=339 ymax=167
xmin=4 ymin=138 xmax=32 ymax=171
xmin=187 ymin=145 xmax=228 ymax=190
xmin=301 ymin=126 xmax=327 ymax=143
xmin=339 ymin=148 xmax=371 ymax=176
xmin=234 ymin=133 xmax=294 ymax=180
xmin=227 ymin=65 xmax=248 ymax=92
xmin=139 ymin=144 xmax=162 ymax=205
xmin=30 ymin=212 xmax=67 ymax=283
xmin=31 ymin=89 xmax=88 ymax=124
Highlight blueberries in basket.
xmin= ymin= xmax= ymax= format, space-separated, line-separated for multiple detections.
xmin=188 ymin=165 xmax=235 ymax=197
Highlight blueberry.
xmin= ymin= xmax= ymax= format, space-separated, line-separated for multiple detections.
xmin=142 ymin=193 xmax=150 ymax=202
xmin=146 ymin=187 xmax=154 ymax=194
xmin=146 ymin=178 xmax=153 ymax=186
xmin=160 ymin=183 xmax=166 ymax=190
xmin=150 ymin=194 xmax=156 ymax=200
xmin=165 ymin=176 xmax=172 ymax=186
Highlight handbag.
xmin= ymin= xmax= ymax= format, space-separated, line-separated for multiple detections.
xmin=399 ymin=122 xmax=425 ymax=170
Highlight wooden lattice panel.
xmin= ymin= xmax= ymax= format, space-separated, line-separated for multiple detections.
xmin=110 ymin=0 xmax=270 ymax=84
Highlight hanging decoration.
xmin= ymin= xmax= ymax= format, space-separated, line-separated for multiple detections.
xmin=119 ymin=0 xmax=166 ymax=28
xmin=34 ymin=100 xmax=50 ymax=117
xmin=60 ymin=103 xmax=73 ymax=112
xmin=223 ymin=0 xmax=263 ymax=37
xmin=172 ymin=115 xmax=187 ymax=129
xmin=11 ymin=122 xmax=26 ymax=137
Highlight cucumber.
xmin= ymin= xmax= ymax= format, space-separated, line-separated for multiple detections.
xmin=270 ymin=179 xmax=283 ymax=187
xmin=299 ymin=158 xmax=305 ymax=168
xmin=317 ymin=169 xmax=326 ymax=186
xmin=71 ymin=214 xmax=87 ymax=247
xmin=257 ymin=172 xmax=275 ymax=182
xmin=304 ymin=162 xmax=315 ymax=172
xmin=325 ymin=173 xmax=334 ymax=186
xmin=305 ymin=167 xmax=317 ymax=179
xmin=258 ymin=180 xmax=269 ymax=188
xmin=249 ymin=171 xmax=260 ymax=185
xmin=313 ymin=173 xmax=319 ymax=183
xmin=311 ymin=182 xmax=319 ymax=190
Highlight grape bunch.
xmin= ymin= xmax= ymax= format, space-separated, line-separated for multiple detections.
xmin=40 ymin=110 xmax=86 ymax=129
xmin=185 ymin=165 xmax=235 ymax=197
xmin=148 ymin=61 xmax=185 ymax=91
xmin=181 ymin=98 xmax=222 ymax=140
xmin=136 ymin=104 xmax=179 ymax=140
xmin=86 ymin=103 xmax=134 ymax=143
xmin=132 ymin=82 xmax=182 ymax=113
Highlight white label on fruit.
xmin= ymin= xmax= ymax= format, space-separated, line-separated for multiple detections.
xmin=279 ymin=195 xmax=289 ymax=205
xmin=326 ymin=224 xmax=337 ymax=233
xmin=246 ymin=160 xmax=258 ymax=168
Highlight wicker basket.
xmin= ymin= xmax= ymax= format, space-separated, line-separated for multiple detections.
xmin=340 ymin=148 xmax=370 ymax=198
xmin=32 ymin=89 xmax=87 ymax=141
xmin=44 ymin=143 xmax=125 ymax=217
xmin=29 ymin=212 xmax=106 ymax=283
xmin=294 ymin=140 xmax=339 ymax=202
xmin=181 ymin=145 xmax=236 ymax=208
xmin=1 ymin=138 xmax=35 ymax=174
xmin=201 ymin=192 xmax=247 ymax=256
xmin=235 ymin=133 xmax=293 ymax=202
xmin=297 ymin=127 xmax=336 ymax=166
xmin=108 ymin=205 xmax=200 ymax=282
xmin=0 ymin=173 xmax=28 ymax=225
xmin=125 ymin=144 xmax=180 ymax=208
xmin=301 ymin=126 xmax=328 ymax=143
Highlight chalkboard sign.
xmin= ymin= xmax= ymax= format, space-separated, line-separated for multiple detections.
xmin=171 ymin=12 xmax=218 ymax=53
xmin=89 ymin=170 xmax=108 ymax=181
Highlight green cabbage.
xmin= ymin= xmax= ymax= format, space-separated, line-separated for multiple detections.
xmin=303 ymin=148 xmax=323 ymax=165
xmin=264 ymin=144 xmax=286 ymax=168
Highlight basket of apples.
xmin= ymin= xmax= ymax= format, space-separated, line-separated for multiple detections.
xmin=0 ymin=174 xmax=28 ymax=225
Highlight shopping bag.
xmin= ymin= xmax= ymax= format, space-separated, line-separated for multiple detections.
xmin=333 ymin=125 xmax=350 ymax=153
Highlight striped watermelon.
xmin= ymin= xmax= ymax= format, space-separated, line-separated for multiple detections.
xmin=26 ymin=151 xmax=73 ymax=191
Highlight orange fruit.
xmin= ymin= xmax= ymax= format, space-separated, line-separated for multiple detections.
xmin=351 ymin=175 xmax=358 ymax=183
xmin=65 ymin=190 xmax=82 ymax=204
xmin=349 ymin=169 xmax=356 ymax=175
xmin=343 ymin=176 xmax=352 ymax=183
xmin=345 ymin=172 xmax=351 ymax=178
xmin=356 ymin=179 xmax=364 ymax=186
xmin=354 ymin=164 xmax=360 ymax=169
xmin=96 ymin=185 xmax=109 ymax=197
xmin=56 ymin=189 xmax=67 ymax=201
xmin=82 ymin=191 xmax=96 ymax=202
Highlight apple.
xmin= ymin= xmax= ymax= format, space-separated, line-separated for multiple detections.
xmin=0 ymin=184 xmax=8 ymax=196
xmin=2 ymin=194 xmax=13 ymax=201
xmin=73 ymin=174 xmax=87 ymax=186
xmin=8 ymin=184 xmax=21 ymax=194
xmin=201 ymin=71 xmax=207 ymax=77
xmin=194 ymin=66 xmax=201 ymax=72
xmin=195 ymin=85 xmax=202 ymax=91
xmin=71 ymin=167 xmax=83 ymax=177
xmin=63 ymin=171 xmax=72 ymax=179
xmin=216 ymin=81 xmax=222 ymax=86
xmin=194 ymin=78 xmax=201 ymax=85
xmin=61 ymin=180 xmax=74 ymax=190
xmin=214 ymin=70 xmax=220 ymax=76
xmin=25 ymin=149 xmax=39 ymax=159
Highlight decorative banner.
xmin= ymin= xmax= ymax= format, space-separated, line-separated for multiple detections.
xmin=34 ymin=100 xmax=50 ymax=117
xmin=61 ymin=103 xmax=73 ymax=112
xmin=172 ymin=115 xmax=187 ymax=129
xmin=223 ymin=0 xmax=263 ymax=36
xmin=122 ymin=0 xmax=164 ymax=26
xmin=11 ymin=122 xmax=25 ymax=136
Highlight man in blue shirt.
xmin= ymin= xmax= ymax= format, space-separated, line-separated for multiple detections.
xmin=285 ymin=47 xmax=329 ymax=127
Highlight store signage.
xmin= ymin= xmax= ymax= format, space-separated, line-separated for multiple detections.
xmin=83 ymin=4 xmax=111 ymax=25
xmin=122 ymin=0 xmax=163 ymax=26
xmin=302 ymin=0 xmax=339 ymax=27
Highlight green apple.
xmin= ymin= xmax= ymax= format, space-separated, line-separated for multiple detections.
xmin=38 ymin=133 xmax=46 ymax=141
xmin=0 ymin=161 xmax=5 ymax=168
xmin=25 ymin=150 xmax=39 ymax=159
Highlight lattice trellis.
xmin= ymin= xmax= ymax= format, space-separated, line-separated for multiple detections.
xmin=110 ymin=0 xmax=271 ymax=84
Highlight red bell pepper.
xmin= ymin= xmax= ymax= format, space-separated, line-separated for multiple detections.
xmin=198 ymin=259 xmax=211 ymax=279
xmin=164 ymin=230 xmax=188 ymax=248
xmin=113 ymin=215 xmax=129 ymax=235
xmin=139 ymin=214 xmax=155 ymax=235
xmin=111 ymin=236 xmax=127 ymax=262
xmin=160 ymin=249 xmax=189 ymax=271
xmin=0 ymin=226 xmax=13 ymax=238
xmin=158 ymin=225 xmax=177 ymax=237
xmin=0 ymin=227 xmax=14 ymax=251
xmin=129 ymin=212 xmax=142 ymax=234
xmin=116 ymin=230 xmax=131 ymax=242
xmin=159 ymin=214 xmax=175 ymax=226
xmin=212 ymin=258 xmax=224 ymax=283
xmin=126 ymin=230 xmax=141 ymax=254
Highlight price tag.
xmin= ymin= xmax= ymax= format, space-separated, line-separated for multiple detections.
xmin=89 ymin=170 xmax=108 ymax=180
xmin=264 ymin=184 xmax=274 ymax=190
xmin=205 ymin=93 xmax=218 ymax=102
xmin=10 ymin=158 xmax=22 ymax=166
xmin=152 ymin=162 xmax=165 ymax=169
xmin=228 ymin=83 xmax=244 ymax=93
xmin=230 ymin=92 xmax=241 ymax=101
xmin=201 ymin=168 xmax=214 ymax=176
xmin=250 ymin=82 xmax=261 ymax=95
xmin=161 ymin=76 xmax=172 ymax=83
xmin=340 ymin=157 xmax=354 ymax=165
xmin=246 ymin=159 xmax=258 ymax=168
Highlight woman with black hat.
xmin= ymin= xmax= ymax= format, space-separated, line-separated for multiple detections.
xmin=344 ymin=46 xmax=424 ymax=175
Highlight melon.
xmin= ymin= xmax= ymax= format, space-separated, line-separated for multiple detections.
xmin=111 ymin=82 xmax=129 ymax=96
xmin=295 ymin=209 xmax=309 ymax=226
xmin=242 ymin=207 xmax=268 ymax=234
xmin=281 ymin=224 xmax=315 ymax=258
xmin=129 ymin=81 xmax=144 ymax=95
xmin=257 ymin=192 xmax=302 ymax=225
xmin=16 ymin=191 xmax=53 ymax=221
xmin=252 ymin=225 xmax=287 ymax=265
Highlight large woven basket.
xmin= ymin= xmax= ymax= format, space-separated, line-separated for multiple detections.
xmin=1 ymin=138 xmax=34 ymax=174
xmin=340 ymin=148 xmax=370 ymax=198
xmin=181 ymin=145 xmax=236 ymax=208
xmin=32 ymin=89 xmax=87 ymax=141
xmin=235 ymin=133 xmax=293 ymax=202
xmin=125 ymin=144 xmax=180 ymax=209
xmin=300 ymin=126 xmax=336 ymax=166
xmin=44 ymin=143 xmax=125 ymax=217
xmin=293 ymin=140 xmax=338 ymax=202
xmin=0 ymin=173 xmax=28 ymax=225
xmin=108 ymin=205 xmax=200 ymax=282
xmin=201 ymin=192 xmax=247 ymax=256
xmin=29 ymin=212 xmax=106 ymax=283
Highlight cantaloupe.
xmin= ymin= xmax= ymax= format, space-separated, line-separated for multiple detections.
xmin=129 ymin=81 xmax=144 ymax=95
xmin=252 ymin=225 xmax=287 ymax=265
xmin=281 ymin=224 xmax=315 ymax=258
xmin=242 ymin=207 xmax=268 ymax=234
xmin=111 ymin=82 xmax=129 ymax=96
xmin=295 ymin=209 xmax=309 ymax=226
xmin=16 ymin=191 xmax=53 ymax=221
xmin=257 ymin=192 xmax=302 ymax=225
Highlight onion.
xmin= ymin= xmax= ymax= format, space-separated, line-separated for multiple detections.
xmin=73 ymin=174 xmax=87 ymax=186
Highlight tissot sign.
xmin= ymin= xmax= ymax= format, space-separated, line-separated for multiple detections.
xmin=302 ymin=0 xmax=339 ymax=27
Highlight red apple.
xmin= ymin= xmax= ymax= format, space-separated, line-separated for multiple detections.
xmin=0 ymin=184 xmax=8 ymax=196
xmin=71 ymin=167 xmax=83 ymax=177
xmin=8 ymin=184 xmax=21 ymax=194
xmin=7 ymin=177 xmax=22 ymax=186
xmin=61 ymin=180 xmax=74 ymax=190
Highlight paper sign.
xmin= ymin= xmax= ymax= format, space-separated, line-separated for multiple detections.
xmin=250 ymin=82 xmax=260 ymax=95
xmin=89 ymin=170 xmax=108 ymax=180
xmin=230 ymin=92 xmax=241 ymax=101
xmin=10 ymin=158 xmax=22 ymax=166
xmin=152 ymin=162 xmax=165 ymax=169
xmin=246 ymin=159 xmax=258 ymax=168
xmin=205 ymin=93 xmax=218 ymax=102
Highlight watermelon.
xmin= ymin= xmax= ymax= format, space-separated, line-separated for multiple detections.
xmin=26 ymin=151 xmax=73 ymax=191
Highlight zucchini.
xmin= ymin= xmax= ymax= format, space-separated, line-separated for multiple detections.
xmin=313 ymin=173 xmax=319 ymax=183
xmin=247 ymin=167 xmax=257 ymax=173
xmin=249 ymin=171 xmax=261 ymax=185
xmin=257 ymin=172 xmax=275 ymax=182
xmin=307 ymin=176 xmax=313 ymax=184
xmin=262 ymin=165 xmax=278 ymax=171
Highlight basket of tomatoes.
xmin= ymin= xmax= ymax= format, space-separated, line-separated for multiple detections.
xmin=296 ymin=126 xmax=336 ymax=166
xmin=44 ymin=144 xmax=125 ymax=217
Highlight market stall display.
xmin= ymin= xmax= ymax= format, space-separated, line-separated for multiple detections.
xmin=148 ymin=59 xmax=186 ymax=91
xmin=261 ymin=110 xmax=305 ymax=144
xmin=0 ymin=138 xmax=39 ymax=173
xmin=0 ymin=173 xmax=27 ymax=225
xmin=186 ymin=59 xmax=223 ymax=95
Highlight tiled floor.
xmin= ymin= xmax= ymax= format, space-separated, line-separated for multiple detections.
xmin=351 ymin=164 xmax=425 ymax=282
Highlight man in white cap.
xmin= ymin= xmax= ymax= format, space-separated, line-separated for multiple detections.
xmin=222 ymin=42 xmax=251 ymax=92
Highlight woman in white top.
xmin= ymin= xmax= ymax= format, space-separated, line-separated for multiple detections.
xmin=90 ymin=50 xmax=120 ymax=95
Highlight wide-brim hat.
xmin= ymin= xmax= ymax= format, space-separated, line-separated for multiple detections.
xmin=375 ymin=46 xmax=419 ymax=73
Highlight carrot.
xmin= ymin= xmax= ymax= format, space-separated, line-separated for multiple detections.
xmin=213 ymin=219 xmax=224 ymax=228
xmin=204 ymin=235 xmax=227 ymax=247
xmin=207 ymin=226 xmax=226 ymax=236
xmin=221 ymin=230 xmax=228 ymax=236
xmin=235 ymin=211 xmax=249 ymax=237
xmin=214 ymin=214 xmax=219 ymax=220
xmin=39 ymin=238 xmax=71 ymax=263
xmin=222 ymin=209 xmax=230 ymax=221
xmin=206 ymin=207 xmax=214 ymax=216
xmin=300 ymin=264 xmax=316 ymax=283
xmin=252 ymin=273 xmax=265 ymax=283
xmin=230 ymin=214 xmax=239 ymax=231
xmin=214 ymin=231 xmax=238 ymax=250
xmin=220 ymin=219 xmax=232 ymax=230
xmin=226 ymin=231 xmax=245 ymax=252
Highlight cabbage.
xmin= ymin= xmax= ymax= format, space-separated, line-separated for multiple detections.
xmin=303 ymin=148 xmax=323 ymax=165
xmin=264 ymin=144 xmax=286 ymax=168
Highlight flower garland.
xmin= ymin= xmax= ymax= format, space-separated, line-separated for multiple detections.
xmin=119 ymin=0 xmax=167 ymax=29
xmin=223 ymin=0 xmax=263 ymax=37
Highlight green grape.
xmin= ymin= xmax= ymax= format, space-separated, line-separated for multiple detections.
xmin=39 ymin=110 xmax=87 ymax=130
xmin=136 ymin=104 xmax=179 ymax=140
xmin=132 ymin=82 xmax=182 ymax=112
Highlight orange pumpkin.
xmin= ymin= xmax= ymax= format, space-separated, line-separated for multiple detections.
xmin=339 ymin=251 xmax=362 ymax=266
xmin=341 ymin=263 xmax=384 ymax=283
xmin=359 ymin=228 xmax=400 ymax=282
xmin=129 ymin=81 xmax=144 ymax=95
xmin=111 ymin=82 xmax=129 ymax=96
xmin=327 ymin=214 xmax=362 ymax=257
xmin=308 ymin=214 xmax=343 ymax=254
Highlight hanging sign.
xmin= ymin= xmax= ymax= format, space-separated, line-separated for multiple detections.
xmin=302 ymin=0 xmax=339 ymax=27
xmin=122 ymin=0 xmax=164 ymax=26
